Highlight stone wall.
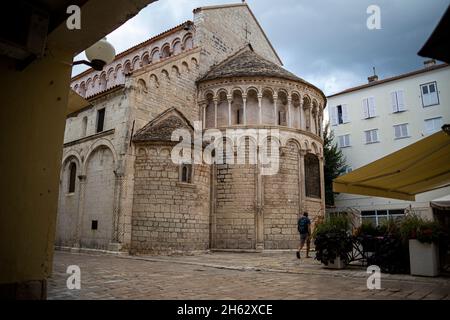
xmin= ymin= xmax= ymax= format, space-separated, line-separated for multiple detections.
xmin=214 ymin=144 xmax=257 ymax=249
xmin=263 ymin=141 xmax=300 ymax=249
xmin=194 ymin=3 xmax=281 ymax=76
xmin=130 ymin=49 xmax=202 ymax=131
xmin=131 ymin=145 xmax=210 ymax=254
xmin=57 ymin=89 xmax=132 ymax=249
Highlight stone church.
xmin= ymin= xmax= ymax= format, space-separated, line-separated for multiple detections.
xmin=57 ymin=2 xmax=327 ymax=254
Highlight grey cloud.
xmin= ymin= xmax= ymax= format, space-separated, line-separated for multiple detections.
xmin=73 ymin=0 xmax=449 ymax=96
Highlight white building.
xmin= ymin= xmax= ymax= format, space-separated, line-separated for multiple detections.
xmin=327 ymin=61 xmax=450 ymax=225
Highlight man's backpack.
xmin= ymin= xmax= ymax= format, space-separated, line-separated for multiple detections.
xmin=298 ymin=217 xmax=309 ymax=234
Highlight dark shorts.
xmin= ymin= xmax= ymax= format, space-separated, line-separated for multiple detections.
xmin=300 ymin=233 xmax=310 ymax=246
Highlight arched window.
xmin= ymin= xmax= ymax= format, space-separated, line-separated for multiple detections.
xmin=180 ymin=163 xmax=192 ymax=183
xmin=304 ymin=153 xmax=321 ymax=198
xmin=68 ymin=162 xmax=77 ymax=193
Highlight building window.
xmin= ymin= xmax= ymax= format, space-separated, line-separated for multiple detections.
xmin=331 ymin=104 xmax=349 ymax=125
xmin=338 ymin=134 xmax=351 ymax=148
xmin=91 ymin=220 xmax=98 ymax=230
xmin=278 ymin=111 xmax=286 ymax=126
xmin=304 ymin=153 xmax=321 ymax=198
xmin=391 ymin=90 xmax=406 ymax=113
xmin=394 ymin=123 xmax=409 ymax=139
xmin=361 ymin=209 xmax=405 ymax=226
xmin=362 ymin=97 xmax=376 ymax=119
xmin=82 ymin=116 xmax=88 ymax=137
xmin=365 ymin=129 xmax=379 ymax=144
xmin=96 ymin=108 xmax=105 ymax=133
xmin=68 ymin=162 xmax=76 ymax=193
xmin=424 ymin=117 xmax=443 ymax=135
xmin=420 ymin=82 xmax=439 ymax=107
xmin=180 ymin=163 xmax=192 ymax=183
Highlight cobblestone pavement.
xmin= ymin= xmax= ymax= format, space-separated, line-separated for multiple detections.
xmin=48 ymin=251 xmax=450 ymax=300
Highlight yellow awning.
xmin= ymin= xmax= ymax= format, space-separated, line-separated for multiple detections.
xmin=333 ymin=129 xmax=450 ymax=201
xmin=67 ymin=89 xmax=90 ymax=116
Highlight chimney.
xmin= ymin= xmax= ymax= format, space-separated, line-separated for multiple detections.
xmin=424 ymin=59 xmax=436 ymax=68
xmin=368 ymin=67 xmax=378 ymax=83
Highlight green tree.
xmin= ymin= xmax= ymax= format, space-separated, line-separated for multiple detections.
xmin=323 ymin=122 xmax=347 ymax=206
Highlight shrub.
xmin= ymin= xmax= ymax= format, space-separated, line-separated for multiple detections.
xmin=313 ymin=215 xmax=353 ymax=266
xmin=399 ymin=215 xmax=444 ymax=244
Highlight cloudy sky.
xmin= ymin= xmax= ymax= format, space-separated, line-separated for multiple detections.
xmin=73 ymin=0 xmax=449 ymax=96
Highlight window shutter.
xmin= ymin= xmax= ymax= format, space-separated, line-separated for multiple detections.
xmin=425 ymin=119 xmax=433 ymax=134
xmin=368 ymin=97 xmax=376 ymax=117
xmin=365 ymin=131 xmax=371 ymax=143
xmin=391 ymin=92 xmax=398 ymax=112
xmin=397 ymin=90 xmax=405 ymax=111
xmin=362 ymin=99 xmax=369 ymax=119
xmin=394 ymin=126 xmax=401 ymax=138
xmin=330 ymin=106 xmax=337 ymax=126
xmin=401 ymin=124 xmax=408 ymax=137
xmin=373 ymin=130 xmax=378 ymax=142
xmin=342 ymin=105 xmax=349 ymax=123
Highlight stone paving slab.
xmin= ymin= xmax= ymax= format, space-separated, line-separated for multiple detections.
xmin=48 ymin=251 xmax=450 ymax=300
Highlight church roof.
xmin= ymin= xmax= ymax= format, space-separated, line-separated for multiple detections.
xmin=198 ymin=45 xmax=304 ymax=83
xmin=133 ymin=108 xmax=193 ymax=143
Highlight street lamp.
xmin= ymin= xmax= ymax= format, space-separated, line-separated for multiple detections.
xmin=73 ymin=38 xmax=116 ymax=71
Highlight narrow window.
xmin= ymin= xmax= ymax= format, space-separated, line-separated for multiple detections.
xmin=304 ymin=153 xmax=321 ymax=198
xmin=96 ymin=108 xmax=105 ymax=133
xmin=394 ymin=123 xmax=409 ymax=139
xmin=82 ymin=116 xmax=88 ymax=137
xmin=391 ymin=90 xmax=405 ymax=113
xmin=421 ymin=82 xmax=439 ymax=107
xmin=337 ymin=105 xmax=343 ymax=124
xmin=237 ymin=109 xmax=241 ymax=125
xmin=180 ymin=164 xmax=192 ymax=183
xmin=362 ymin=97 xmax=376 ymax=119
xmin=91 ymin=220 xmax=98 ymax=230
xmin=68 ymin=162 xmax=76 ymax=193
xmin=424 ymin=117 xmax=443 ymax=135
xmin=338 ymin=134 xmax=351 ymax=148
xmin=365 ymin=129 xmax=379 ymax=144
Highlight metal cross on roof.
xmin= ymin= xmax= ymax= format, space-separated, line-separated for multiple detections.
xmin=244 ymin=23 xmax=251 ymax=41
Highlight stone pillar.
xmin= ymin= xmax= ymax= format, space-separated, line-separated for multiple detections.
xmin=111 ymin=170 xmax=124 ymax=245
xmin=255 ymin=145 xmax=264 ymax=250
xmin=273 ymin=93 xmax=278 ymax=126
xmin=213 ymin=98 xmax=218 ymax=127
xmin=287 ymin=96 xmax=292 ymax=127
xmin=299 ymin=100 xmax=303 ymax=130
xmin=298 ymin=150 xmax=307 ymax=213
xmin=227 ymin=94 xmax=232 ymax=126
xmin=75 ymin=174 xmax=87 ymax=247
xmin=209 ymin=164 xmax=217 ymax=249
xmin=243 ymin=94 xmax=247 ymax=125
xmin=258 ymin=93 xmax=262 ymax=125
xmin=202 ymin=103 xmax=207 ymax=129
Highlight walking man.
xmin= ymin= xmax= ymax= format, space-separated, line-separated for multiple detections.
xmin=297 ymin=212 xmax=311 ymax=259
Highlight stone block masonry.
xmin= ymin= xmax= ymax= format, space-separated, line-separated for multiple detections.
xmin=131 ymin=146 xmax=210 ymax=254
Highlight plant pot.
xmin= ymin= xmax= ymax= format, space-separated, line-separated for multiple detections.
xmin=324 ymin=256 xmax=345 ymax=269
xmin=409 ymin=239 xmax=440 ymax=277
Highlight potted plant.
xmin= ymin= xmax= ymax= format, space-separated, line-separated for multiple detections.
xmin=313 ymin=215 xmax=353 ymax=269
xmin=400 ymin=215 xmax=443 ymax=277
